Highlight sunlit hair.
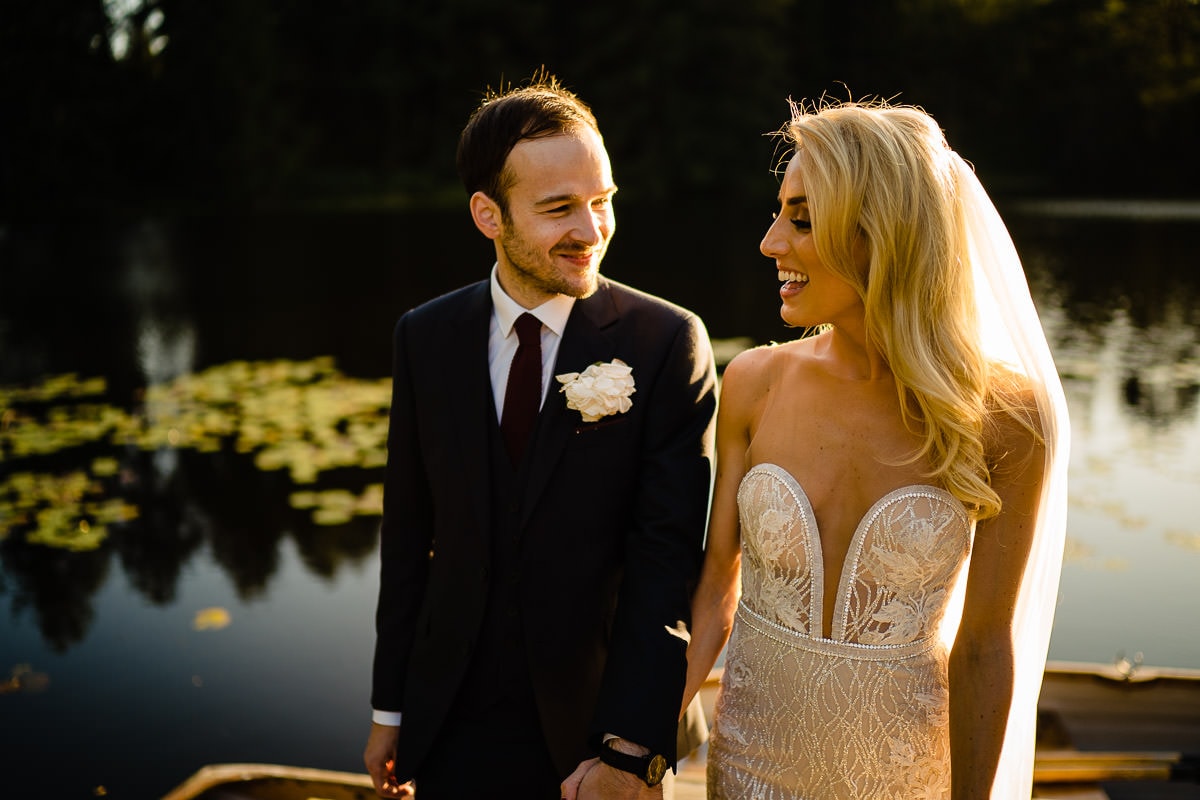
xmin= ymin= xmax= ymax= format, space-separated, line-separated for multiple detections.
xmin=780 ymin=98 xmax=1037 ymax=519
xmin=456 ymin=69 xmax=601 ymax=215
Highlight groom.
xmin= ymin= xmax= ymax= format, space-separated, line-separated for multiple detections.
xmin=363 ymin=74 xmax=717 ymax=799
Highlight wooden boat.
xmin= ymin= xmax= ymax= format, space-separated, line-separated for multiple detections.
xmin=162 ymin=661 xmax=1200 ymax=800
xmin=1029 ymin=660 xmax=1200 ymax=799
xmin=163 ymin=765 xmax=373 ymax=800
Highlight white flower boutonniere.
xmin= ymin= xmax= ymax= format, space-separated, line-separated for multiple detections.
xmin=555 ymin=359 xmax=635 ymax=422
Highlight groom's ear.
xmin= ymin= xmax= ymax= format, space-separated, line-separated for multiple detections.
xmin=469 ymin=192 xmax=503 ymax=240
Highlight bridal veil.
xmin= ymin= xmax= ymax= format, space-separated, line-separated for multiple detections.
xmin=951 ymin=152 xmax=1071 ymax=799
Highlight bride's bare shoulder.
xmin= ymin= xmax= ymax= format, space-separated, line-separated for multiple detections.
xmin=719 ymin=338 xmax=817 ymax=415
xmin=723 ymin=337 xmax=813 ymax=385
xmin=984 ymin=364 xmax=1045 ymax=458
xmin=718 ymin=342 xmax=780 ymax=409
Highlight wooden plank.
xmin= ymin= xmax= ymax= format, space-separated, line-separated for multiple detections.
xmin=1034 ymin=749 xmax=1181 ymax=782
xmin=1033 ymin=787 xmax=1112 ymax=800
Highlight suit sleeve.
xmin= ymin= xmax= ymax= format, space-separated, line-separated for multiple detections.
xmin=590 ymin=310 xmax=717 ymax=763
xmin=371 ymin=313 xmax=435 ymax=714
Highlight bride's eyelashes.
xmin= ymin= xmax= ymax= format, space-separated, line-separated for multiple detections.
xmin=771 ymin=212 xmax=813 ymax=231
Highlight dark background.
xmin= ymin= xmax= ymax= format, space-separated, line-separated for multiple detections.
xmin=3 ymin=0 xmax=1200 ymax=219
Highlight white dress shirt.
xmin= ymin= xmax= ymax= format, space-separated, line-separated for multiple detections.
xmin=487 ymin=265 xmax=576 ymax=420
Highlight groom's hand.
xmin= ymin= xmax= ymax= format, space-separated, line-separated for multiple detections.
xmin=580 ymin=762 xmax=664 ymax=800
xmin=564 ymin=757 xmax=664 ymax=800
xmin=560 ymin=757 xmax=599 ymax=800
xmin=364 ymin=722 xmax=414 ymax=798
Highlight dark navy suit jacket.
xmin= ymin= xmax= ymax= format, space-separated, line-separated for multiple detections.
xmin=371 ymin=275 xmax=717 ymax=780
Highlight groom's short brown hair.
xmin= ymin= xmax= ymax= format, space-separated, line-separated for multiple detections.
xmin=456 ymin=70 xmax=601 ymax=214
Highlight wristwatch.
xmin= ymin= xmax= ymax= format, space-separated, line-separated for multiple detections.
xmin=599 ymin=739 xmax=668 ymax=787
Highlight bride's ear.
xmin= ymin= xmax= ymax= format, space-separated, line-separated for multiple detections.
xmin=469 ymin=192 xmax=503 ymax=240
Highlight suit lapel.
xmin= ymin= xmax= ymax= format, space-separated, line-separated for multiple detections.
xmin=443 ymin=282 xmax=495 ymax=539
xmin=521 ymin=281 xmax=619 ymax=526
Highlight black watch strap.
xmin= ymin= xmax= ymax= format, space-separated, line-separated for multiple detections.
xmin=599 ymin=740 xmax=668 ymax=787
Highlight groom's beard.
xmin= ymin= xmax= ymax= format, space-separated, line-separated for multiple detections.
xmin=499 ymin=228 xmax=606 ymax=300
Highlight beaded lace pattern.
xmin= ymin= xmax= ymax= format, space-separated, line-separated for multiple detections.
xmin=708 ymin=463 xmax=972 ymax=799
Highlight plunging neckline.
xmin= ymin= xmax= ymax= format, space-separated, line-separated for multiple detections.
xmin=740 ymin=462 xmax=965 ymax=641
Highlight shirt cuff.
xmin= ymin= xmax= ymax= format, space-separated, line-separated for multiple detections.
xmin=372 ymin=709 xmax=403 ymax=726
xmin=601 ymin=734 xmax=650 ymax=755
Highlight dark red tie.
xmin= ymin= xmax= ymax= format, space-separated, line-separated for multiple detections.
xmin=501 ymin=313 xmax=542 ymax=464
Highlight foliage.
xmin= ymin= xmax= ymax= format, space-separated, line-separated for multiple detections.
xmin=1 ymin=0 xmax=1198 ymax=214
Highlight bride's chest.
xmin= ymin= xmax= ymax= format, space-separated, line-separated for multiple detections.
xmin=737 ymin=464 xmax=972 ymax=642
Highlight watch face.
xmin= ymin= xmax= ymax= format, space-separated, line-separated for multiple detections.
xmin=646 ymin=754 xmax=668 ymax=786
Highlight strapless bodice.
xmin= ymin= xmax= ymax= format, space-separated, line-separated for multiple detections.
xmin=736 ymin=462 xmax=972 ymax=648
xmin=708 ymin=464 xmax=974 ymax=797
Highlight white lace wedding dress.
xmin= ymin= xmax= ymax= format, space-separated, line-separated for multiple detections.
xmin=708 ymin=462 xmax=973 ymax=799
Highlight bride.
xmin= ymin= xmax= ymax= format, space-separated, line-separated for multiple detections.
xmin=681 ymin=100 xmax=1069 ymax=798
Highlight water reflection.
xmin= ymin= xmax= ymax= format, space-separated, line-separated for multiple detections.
xmin=1005 ymin=209 xmax=1200 ymax=666
xmin=0 ymin=358 xmax=386 ymax=648
xmin=122 ymin=219 xmax=197 ymax=387
xmin=0 ymin=663 xmax=50 ymax=695
xmin=1 ymin=209 xmax=1198 ymax=664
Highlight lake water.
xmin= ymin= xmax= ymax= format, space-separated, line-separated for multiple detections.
xmin=1 ymin=203 xmax=1198 ymax=797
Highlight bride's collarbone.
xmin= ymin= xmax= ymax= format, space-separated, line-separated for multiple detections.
xmin=752 ymin=421 xmax=922 ymax=475
xmin=763 ymin=380 xmax=907 ymax=436
xmin=772 ymin=341 xmax=896 ymax=388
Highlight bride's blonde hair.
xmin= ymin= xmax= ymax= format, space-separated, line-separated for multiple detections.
xmin=783 ymin=98 xmax=1036 ymax=519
